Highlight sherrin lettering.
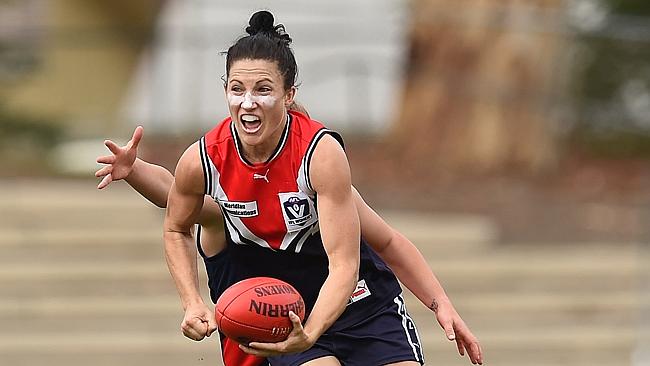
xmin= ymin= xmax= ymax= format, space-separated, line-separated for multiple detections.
xmin=248 ymin=298 xmax=305 ymax=318
xmin=254 ymin=284 xmax=297 ymax=297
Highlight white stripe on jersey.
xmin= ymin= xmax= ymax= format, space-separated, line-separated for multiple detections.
xmin=293 ymin=223 xmax=320 ymax=253
xmin=302 ymin=129 xmax=329 ymax=193
xmin=277 ymin=221 xmax=320 ymax=252
xmin=199 ymin=137 xmax=212 ymax=196
xmin=201 ymin=138 xmax=271 ymax=249
xmin=296 ymin=139 xmax=313 ymax=196
xmin=277 ymin=137 xmax=320 ymax=252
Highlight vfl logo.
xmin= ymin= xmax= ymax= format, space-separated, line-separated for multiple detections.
xmin=284 ymin=197 xmax=308 ymax=220
xmin=253 ymin=169 xmax=270 ymax=183
xmin=278 ymin=192 xmax=317 ymax=232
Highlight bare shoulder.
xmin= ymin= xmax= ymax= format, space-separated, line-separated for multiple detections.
xmin=309 ymin=134 xmax=351 ymax=194
xmin=173 ymin=142 xmax=204 ymax=196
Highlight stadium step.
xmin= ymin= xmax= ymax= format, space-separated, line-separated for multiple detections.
xmin=0 ymin=291 xmax=642 ymax=333
xmin=0 ymin=328 xmax=637 ymax=366
xmin=0 ymin=179 xmax=644 ymax=366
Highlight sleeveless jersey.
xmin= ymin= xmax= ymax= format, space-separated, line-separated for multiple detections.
xmin=198 ymin=111 xmax=401 ymax=331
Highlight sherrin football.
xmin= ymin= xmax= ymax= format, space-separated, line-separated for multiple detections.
xmin=215 ymin=277 xmax=306 ymax=344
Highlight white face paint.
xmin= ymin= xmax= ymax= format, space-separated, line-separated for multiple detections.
xmin=224 ymin=59 xmax=294 ymax=162
xmin=227 ymin=91 xmax=278 ymax=109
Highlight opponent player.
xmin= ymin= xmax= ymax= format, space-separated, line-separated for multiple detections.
xmin=97 ymin=10 xmax=482 ymax=366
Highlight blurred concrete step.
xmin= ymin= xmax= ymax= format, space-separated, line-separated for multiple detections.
xmin=0 ymin=239 xmax=164 ymax=263
xmin=0 ymin=180 xmax=163 ymax=231
xmin=0 ymin=180 xmax=501 ymax=253
xmin=380 ymin=210 xmax=498 ymax=252
xmin=1 ymin=313 xmax=181 ymax=334
xmin=417 ymin=326 xmax=636 ymax=366
xmin=425 ymin=245 xmax=640 ymax=293
xmin=0 ymin=333 xmax=221 ymax=366
xmin=0 ymin=206 xmax=162 ymax=231
xmin=0 ymin=349 xmax=632 ymax=366
xmin=437 ymin=274 xmax=637 ymax=295
xmin=0 ymin=190 xmax=146 ymax=216
xmin=0 ymin=260 xmax=213 ymax=299
xmin=0 ymin=251 xmax=639 ymax=297
xmin=0 ymin=228 xmax=162 ymax=250
xmin=0 ymin=262 xmax=168 ymax=280
xmin=2 ymin=289 xmax=643 ymax=332
xmin=1 ymin=243 xmax=638 ymax=278
xmin=423 ymin=345 xmax=634 ymax=366
xmin=403 ymin=291 xmax=644 ymax=329
xmin=1 ymin=280 xmax=176 ymax=299
xmin=0 ymin=327 xmax=636 ymax=366
xmin=0 ymin=296 xmax=183 ymax=333
xmin=0 ymin=179 xmax=644 ymax=366
xmin=4 ymin=272 xmax=640 ymax=299
xmin=0 ymin=352 xmax=222 ymax=366
xmin=0 ymin=177 xmax=131 ymax=197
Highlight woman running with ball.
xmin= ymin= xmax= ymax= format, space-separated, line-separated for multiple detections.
xmin=97 ymin=10 xmax=482 ymax=366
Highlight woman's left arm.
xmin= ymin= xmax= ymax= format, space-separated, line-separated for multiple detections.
xmin=353 ymin=188 xmax=483 ymax=365
xmin=242 ymin=134 xmax=360 ymax=356
xmin=301 ymin=135 xmax=360 ymax=339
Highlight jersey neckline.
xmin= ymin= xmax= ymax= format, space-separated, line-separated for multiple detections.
xmin=230 ymin=114 xmax=292 ymax=167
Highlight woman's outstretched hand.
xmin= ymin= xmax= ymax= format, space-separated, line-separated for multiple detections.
xmin=95 ymin=126 xmax=143 ymax=189
xmin=435 ymin=298 xmax=483 ymax=365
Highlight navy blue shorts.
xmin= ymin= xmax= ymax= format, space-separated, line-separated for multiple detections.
xmin=268 ymin=294 xmax=425 ymax=366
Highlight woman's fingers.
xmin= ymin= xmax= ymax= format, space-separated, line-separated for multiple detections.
xmin=96 ymin=155 xmax=115 ymax=164
xmin=104 ymin=140 xmax=122 ymax=154
xmin=469 ymin=340 xmax=483 ymax=365
xmin=440 ymin=318 xmax=456 ymax=341
xmin=181 ymin=316 xmax=209 ymax=342
xmin=288 ymin=311 xmax=303 ymax=332
xmin=97 ymin=173 xmax=113 ymax=189
xmin=130 ymin=126 xmax=144 ymax=149
xmin=95 ymin=165 xmax=111 ymax=178
xmin=456 ymin=337 xmax=465 ymax=356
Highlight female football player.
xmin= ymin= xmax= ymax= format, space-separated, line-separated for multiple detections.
xmin=97 ymin=10 xmax=482 ymax=366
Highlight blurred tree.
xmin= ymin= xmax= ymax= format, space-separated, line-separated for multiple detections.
xmin=0 ymin=0 xmax=163 ymax=137
xmin=571 ymin=0 xmax=650 ymax=157
xmin=391 ymin=0 xmax=566 ymax=175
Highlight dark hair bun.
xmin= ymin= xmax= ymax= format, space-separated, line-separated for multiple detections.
xmin=246 ymin=11 xmax=275 ymax=35
xmin=245 ymin=10 xmax=292 ymax=45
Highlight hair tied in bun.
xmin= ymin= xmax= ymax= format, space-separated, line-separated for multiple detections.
xmin=246 ymin=10 xmax=275 ymax=35
xmin=226 ymin=10 xmax=297 ymax=89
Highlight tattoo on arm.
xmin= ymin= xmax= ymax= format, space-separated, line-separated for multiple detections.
xmin=429 ymin=298 xmax=439 ymax=313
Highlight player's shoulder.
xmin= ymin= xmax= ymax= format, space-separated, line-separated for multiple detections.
xmin=174 ymin=142 xmax=205 ymax=195
xmin=289 ymin=111 xmax=327 ymax=142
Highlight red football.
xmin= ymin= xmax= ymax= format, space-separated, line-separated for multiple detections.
xmin=215 ymin=277 xmax=306 ymax=344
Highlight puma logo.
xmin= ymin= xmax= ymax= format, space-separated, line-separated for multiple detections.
xmin=253 ymin=169 xmax=270 ymax=183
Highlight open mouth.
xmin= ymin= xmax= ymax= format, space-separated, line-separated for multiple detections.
xmin=240 ymin=114 xmax=262 ymax=134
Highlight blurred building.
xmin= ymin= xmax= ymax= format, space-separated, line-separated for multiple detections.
xmin=123 ymin=1 xmax=407 ymax=135
xmin=0 ymin=0 xmax=161 ymax=136
xmin=0 ymin=0 xmax=407 ymax=138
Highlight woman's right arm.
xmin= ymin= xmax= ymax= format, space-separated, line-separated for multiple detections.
xmin=125 ymin=158 xmax=174 ymax=208
xmin=164 ymin=142 xmax=218 ymax=341
xmin=95 ymin=127 xmax=222 ymax=227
